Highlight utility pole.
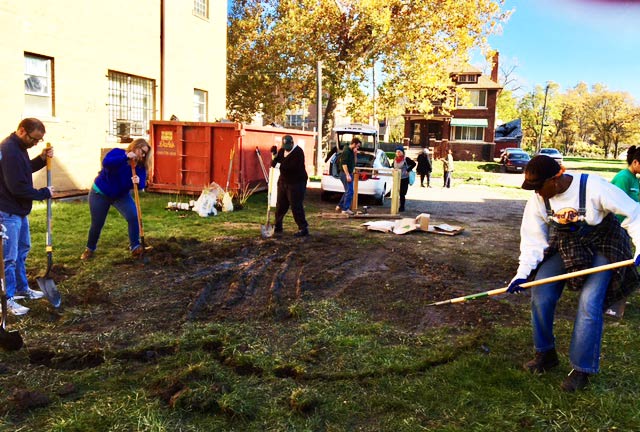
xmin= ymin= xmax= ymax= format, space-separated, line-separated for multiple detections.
xmin=536 ymin=83 xmax=550 ymax=154
xmin=372 ymin=57 xmax=376 ymax=131
xmin=316 ymin=60 xmax=323 ymax=176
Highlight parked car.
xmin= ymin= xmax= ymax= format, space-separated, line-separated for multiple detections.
xmin=499 ymin=147 xmax=527 ymax=164
xmin=536 ymin=148 xmax=563 ymax=164
xmin=502 ymin=151 xmax=531 ymax=173
xmin=321 ymin=124 xmax=391 ymax=205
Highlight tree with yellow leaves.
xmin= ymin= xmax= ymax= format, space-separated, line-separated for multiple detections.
xmin=228 ymin=0 xmax=510 ymax=144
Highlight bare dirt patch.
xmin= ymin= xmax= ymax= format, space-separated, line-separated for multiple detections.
xmin=51 ymin=185 xmax=531 ymax=344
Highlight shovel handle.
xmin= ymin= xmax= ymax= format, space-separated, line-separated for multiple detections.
xmin=130 ymin=159 xmax=144 ymax=239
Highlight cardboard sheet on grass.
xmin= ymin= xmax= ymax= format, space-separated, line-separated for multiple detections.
xmin=362 ymin=213 xmax=464 ymax=235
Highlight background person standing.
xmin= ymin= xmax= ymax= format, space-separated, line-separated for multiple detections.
xmin=607 ymin=144 xmax=640 ymax=318
xmin=416 ymin=147 xmax=432 ymax=187
xmin=0 ymin=118 xmax=53 ymax=316
xmin=442 ymin=149 xmax=454 ymax=188
xmin=270 ymin=135 xmax=309 ymax=237
xmin=393 ymin=146 xmax=416 ymax=212
xmin=336 ymin=137 xmax=361 ymax=216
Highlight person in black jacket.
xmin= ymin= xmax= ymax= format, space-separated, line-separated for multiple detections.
xmin=0 ymin=118 xmax=54 ymax=316
xmin=270 ymin=135 xmax=309 ymax=237
xmin=416 ymin=147 xmax=432 ymax=187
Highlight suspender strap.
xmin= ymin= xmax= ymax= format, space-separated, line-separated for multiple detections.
xmin=578 ymin=173 xmax=588 ymax=216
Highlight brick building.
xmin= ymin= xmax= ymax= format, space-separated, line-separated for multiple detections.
xmin=403 ymin=53 xmax=503 ymax=161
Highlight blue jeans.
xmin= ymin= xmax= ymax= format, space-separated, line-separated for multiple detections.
xmin=338 ymin=172 xmax=354 ymax=211
xmin=531 ymin=252 xmax=611 ymax=374
xmin=0 ymin=211 xmax=31 ymax=299
xmin=86 ymin=189 xmax=140 ymax=252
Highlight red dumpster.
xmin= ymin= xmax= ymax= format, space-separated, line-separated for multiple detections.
xmin=148 ymin=121 xmax=316 ymax=195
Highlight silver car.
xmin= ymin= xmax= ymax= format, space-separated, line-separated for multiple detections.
xmin=536 ymin=148 xmax=563 ymax=164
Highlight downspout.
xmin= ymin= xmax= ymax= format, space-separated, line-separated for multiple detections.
xmin=160 ymin=0 xmax=165 ymax=120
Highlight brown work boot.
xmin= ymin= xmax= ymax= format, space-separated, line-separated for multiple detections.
xmin=523 ymin=349 xmax=559 ymax=373
xmin=560 ymin=369 xmax=590 ymax=392
xmin=131 ymin=246 xmax=144 ymax=258
xmin=80 ymin=248 xmax=94 ymax=261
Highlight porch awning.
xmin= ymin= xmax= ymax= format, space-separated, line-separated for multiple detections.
xmin=450 ymin=118 xmax=488 ymax=127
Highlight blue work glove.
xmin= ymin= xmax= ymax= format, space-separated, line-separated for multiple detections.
xmin=507 ymin=278 xmax=528 ymax=294
xmin=635 ymin=254 xmax=640 ymax=266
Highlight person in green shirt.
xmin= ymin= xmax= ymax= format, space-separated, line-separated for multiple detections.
xmin=608 ymin=145 xmax=640 ymax=318
xmin=611 ymin=145 xmax=640 ymax=219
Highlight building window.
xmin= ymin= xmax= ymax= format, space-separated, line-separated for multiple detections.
xmin=108 ymin=71 xmax=155 ymax=140
xmin=24 ymin=53 xmax=54 ymax=117
xmin=193 ymin=0 xmax=208 ymax=18
xmin=457 ymin=89 xmax=487 ymax=108
xmin=285 ymin=114 xmax=304 ymax=128
xmin=454 ymin=126 xmax=484 ymax=141
xmin=457 ymin=74 xmax=478 ymax=83
xmin=193 ymin=89 xmax=207 ymax=121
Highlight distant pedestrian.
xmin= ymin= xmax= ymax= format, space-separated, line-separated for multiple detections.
xmin=442 ymin=149 xmax=454 ymax=188
xmin=336 ymin=137 xmax=361 ymax=216
xmin=0 ymin=118 xmax=53 ymax=315
xmin=81 ymin=138 xmax=151 ymax=260
xmin=416 ymin=148 xmax=432 ymax=187
xmin=270 ymin=135 xmax=309 ymax=237
xmin=393 ymin=146 xmax=416 ymax=212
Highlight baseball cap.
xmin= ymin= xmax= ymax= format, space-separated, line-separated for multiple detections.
xmin=521 ymin=155 xmax=561 ymax=190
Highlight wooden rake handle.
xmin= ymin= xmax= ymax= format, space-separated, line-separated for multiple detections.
xmin=431 ymin=258 xmax=636 ymax=306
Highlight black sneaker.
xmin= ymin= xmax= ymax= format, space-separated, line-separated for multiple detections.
xmin=523 ymin=349 xmax=559 ymax=373
xmin=274 ymin=226 xmax=283 ymax=234
xmin=293 ymin=228 xmax=309 ymax=238
xmin=561 ymin=369 xmax=590 ymax=392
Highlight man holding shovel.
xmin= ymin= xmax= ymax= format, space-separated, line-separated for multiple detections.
xmin=270 ymin=135 xmax=309 ymax=237
xmin=0 ymin=118 xmax=53 ymax=316
xmin=507 ymin=155 xmax=640 ymax=392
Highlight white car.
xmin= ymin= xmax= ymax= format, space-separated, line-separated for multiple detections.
xmin=321 ymin=124 xmax=392 ymax=205
xmin=536 ymin=148 xmax=563 ymax=164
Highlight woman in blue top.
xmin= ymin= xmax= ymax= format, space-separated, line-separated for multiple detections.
xmin=81 ymin=138 xmax=151 ymax=260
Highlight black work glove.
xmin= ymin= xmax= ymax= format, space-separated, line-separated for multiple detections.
xmin=507 ymin=278 xmax=528 ymax=294
xmin=270 ymin=145 xmax=278 ymax=156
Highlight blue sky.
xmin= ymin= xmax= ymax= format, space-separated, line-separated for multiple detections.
xmin=483 ymin=0 xmax=640 ymax=102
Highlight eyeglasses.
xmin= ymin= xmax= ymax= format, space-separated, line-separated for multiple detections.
xmin=26 ymin=131 xmax=44 ymax=143
xmin=140 ymin=147 xmax=149 ymax=158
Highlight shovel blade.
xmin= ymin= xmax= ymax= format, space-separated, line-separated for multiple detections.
xmin=36 ymin=277 xmax=61 ymax=308
xmin=0 ymin=328 xmax=23 ymax=351
xmin=261 ymin=223 xmax=275 ymax=239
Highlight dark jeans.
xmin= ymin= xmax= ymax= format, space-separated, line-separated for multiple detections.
xmin=399 ymin=177 xmax=409 ymax=211
xmin=338 ymin=172 xmax=354 ymax=211
xmin=274 ymin=181 xmax=308 ymax=231
xmin=86 ymin=188 xmax=140 ymax=251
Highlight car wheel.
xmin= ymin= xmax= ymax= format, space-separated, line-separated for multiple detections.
xmin=500 ymin=164 xmax=506 ymax=173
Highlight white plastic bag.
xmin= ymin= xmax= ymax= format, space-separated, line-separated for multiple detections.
xmin=192 ymin=182 xmax=223 ymax=217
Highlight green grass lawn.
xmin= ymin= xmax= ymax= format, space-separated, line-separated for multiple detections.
xmin=2 ymin=157 xmax=640 ymax=431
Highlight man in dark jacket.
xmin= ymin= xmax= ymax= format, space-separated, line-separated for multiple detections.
xmin=416 ymin=148 xmax=432 ymax=187
xmin=0 ymin=118 xmax=54 ymax=315
xmin=270 ymin=135 xmax=309 ymax=237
